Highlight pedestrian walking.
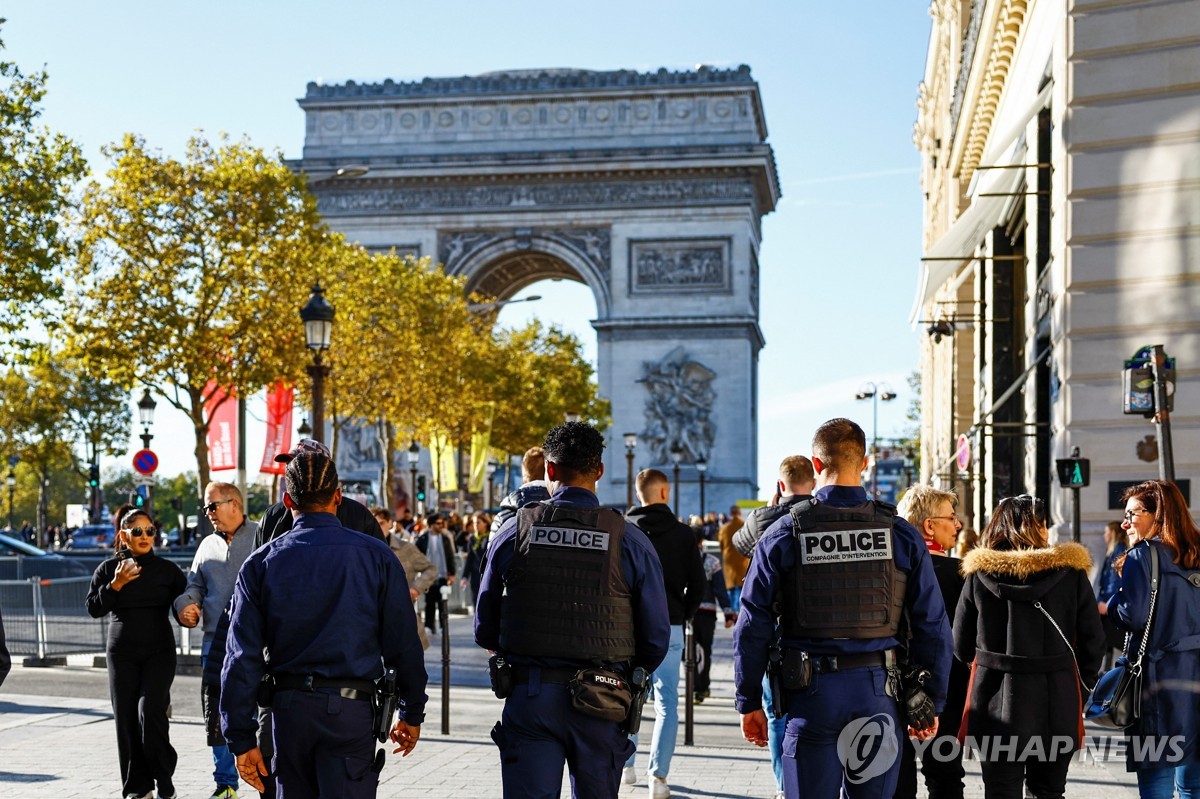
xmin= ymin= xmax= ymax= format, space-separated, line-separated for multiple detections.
xmin=374 ymin=506 xmax=437 ymax=650
xmin=893 ymin=484 xmax=970 ymax=799
xmin=733 ymin=454 xmax=816 ymax=799
xmin=955 ymin=494 xmax=1105 ymax=799
xmin=85 ymin=507 xmax=187 ymax=799
xmin=692 ymin=528 xmax=735 ymax=705
xmin=622 ymin=468 xmax=706 ymax=797
xmin=220 ymin=450 xmax=428 ymax=799
xmin=475 ymin=421 xmax=671 ymax=799
xmin=1109 ymin=479 xmax=1200 ymax=798
xmin=1095 ymin=520 xmax=1128 ymax=670
xmin=718 ymin=506 xmax=749 ymax=611
xmin=174 ymin=482 xmax=260 ymax=799
xmin=734 ymin=418 xmax=951 ymax=799
xmin=415 ymin=513 xmax=456 ymax=633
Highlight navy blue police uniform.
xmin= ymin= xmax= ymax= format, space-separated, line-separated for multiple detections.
xmin=220 ymin=511 xmax=428 ymax=799
xmin=734 ymin=485 xmax=952 ymax=799
xmin=475 ymin=485 xmax=671 ymax=799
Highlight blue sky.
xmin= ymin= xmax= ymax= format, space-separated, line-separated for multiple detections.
xmin=5 ymin=1 xmax=930 ymax=498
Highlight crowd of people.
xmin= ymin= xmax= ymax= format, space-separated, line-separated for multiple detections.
xmin=47 ymin=418 xmax=1199 ymax=799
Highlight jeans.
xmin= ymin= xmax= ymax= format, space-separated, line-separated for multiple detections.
xmin=627 ymin=624 xmax=684 ymax=778
xmin=1138 ymin=764 xmax=1200 ymax=799
xmin=201 ymin=644 xmax=239 ymax=788
xmin=729 ymin=586 xmax=743 ymax=612
xmin=761 ymin=674 xmax=785 ymax=792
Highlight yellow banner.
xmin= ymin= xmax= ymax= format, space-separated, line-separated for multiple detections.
xmin=468 ymin=405 xmax=495 ymax=492
xmin=430 ymin=432 xmax=458 ymax=493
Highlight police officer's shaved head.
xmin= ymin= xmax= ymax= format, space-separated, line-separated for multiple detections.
xmin=812 ymin=418 xmax=867 ymax=474
xmin=522 ymin=447 xmax=546 ymax=482
xmin=542 ymin=421 xmax=605 ymax=482
xmin=285 ymin=451 xmax=340 ymax=511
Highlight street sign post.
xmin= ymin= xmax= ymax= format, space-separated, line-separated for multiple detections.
xmin=1122 ymin=345 xmax=1177 ymax=482
xmin=132 ymin=449 xmax=159 ymax=475
xmin=955 ymin=434 xmax=971 ymax=472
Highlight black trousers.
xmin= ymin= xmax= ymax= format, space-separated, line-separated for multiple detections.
xmin=895 ymin=730 xmax=966 ymax=799
xmin=423 ymin=583 xmax=446 ymax=631
xmin=692 ymin=611 xmax=717 ymax=694
xmin=978 ymin=752 xmax=1073 ymax=799
xmin=107 ymin=646 xmax=178 ymax=797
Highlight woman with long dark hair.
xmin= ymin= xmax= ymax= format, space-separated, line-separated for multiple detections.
xmin=1110 ymin=480 xmax=1200 ymax=798
xmin=955 ymin=494 xmax=1105 ymax=799
xmin=86 ymin=507 xmax=186 ymax=799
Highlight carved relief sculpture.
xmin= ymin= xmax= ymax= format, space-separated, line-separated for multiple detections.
xmin=639 ymin=346 xmax=717 ymax=465
xmin=630 ymin=238 xmax=730 ymax=293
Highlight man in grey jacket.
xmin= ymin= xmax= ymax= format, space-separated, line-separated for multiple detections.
xmin=175 ymin=482 xmax=260 ymax=799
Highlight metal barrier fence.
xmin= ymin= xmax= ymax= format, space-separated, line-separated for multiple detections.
xmin=1 ymin=577 xmax=107 ymax=658
xmin=1 ymin=556 xmax=471 ymax=660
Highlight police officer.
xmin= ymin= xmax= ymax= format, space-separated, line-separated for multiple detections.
xmin=475 ymin=421 xmax=671 ymax=799
xmin=734 ymin=418 xmax=951 ymax=799
xmin=220 ymin=450 xmax=428 ymax=799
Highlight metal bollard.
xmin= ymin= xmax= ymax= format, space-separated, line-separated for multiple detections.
xmin=684 ymin=620 xmax=695 ymax=746
xmin=440 ymin=582 xmax=452 ymax=735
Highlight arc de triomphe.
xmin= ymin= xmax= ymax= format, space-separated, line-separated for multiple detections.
xmin=294 ymin=66 xmax=779 ymax=512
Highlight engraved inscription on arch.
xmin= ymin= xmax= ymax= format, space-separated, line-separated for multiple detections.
xmin=629 ymin=238 xmax=731 ymax=294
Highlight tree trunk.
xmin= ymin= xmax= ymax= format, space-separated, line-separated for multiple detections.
xmin=35 ymin=468 xmax=47 ymax=547
xmin=378 ymin=419 xmax=395 ymax=511
xmin=190 ymin=387 xmax=210 ymax=497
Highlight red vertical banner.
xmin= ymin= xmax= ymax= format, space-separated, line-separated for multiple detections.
xmin=260 ymin=382 xmax=294 ymax=475
xmin=204 ymin=380 xmax=238 ymax=472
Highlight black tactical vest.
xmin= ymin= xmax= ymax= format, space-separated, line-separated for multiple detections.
xmin=780 ymin=498 xmax=906 ymax=640
xmin=498 ymin=503 xmax=636 ymax=662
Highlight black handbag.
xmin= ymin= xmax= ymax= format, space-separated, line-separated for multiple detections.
xmin=1084 ymin=544 xmax=1160 ymax=729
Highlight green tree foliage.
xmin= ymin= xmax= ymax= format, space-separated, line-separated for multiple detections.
xmin=490 ymin=320 xmax=610 ymax=454
xmin=0 ymin=20 xmax=87 ymax=351
xmin=68 ymin=133 xmax=327 ymax=490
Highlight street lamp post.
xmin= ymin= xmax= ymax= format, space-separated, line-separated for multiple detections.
xmin=300 ymin=283 xmax=335 ymax=444
xmin=298 ymin=417 xmax=313 ymax=438
xmin=696 ymin=457 xmax=707 ymax=519
xmin=670 ymin=444 xmax=683 ymax=518
xmin=623 ymin=433 xmax=637 ymax=510
xmin=137 ymin=389 xmax=157 ymax=450
xmin=854 ymin=382 xmax=897 ymax=500
xmin=407 ymin=441 xmax=420 ymax=514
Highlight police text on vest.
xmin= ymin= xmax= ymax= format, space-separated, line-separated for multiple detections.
xmin=529 ymin=525 xmax=610 ymax=550
xmin=797 ymin=528 xmax=892 ymax=564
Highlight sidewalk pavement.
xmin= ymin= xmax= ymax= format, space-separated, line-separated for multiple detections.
xmin=0 ymin=616 xmax=1143 ymax=798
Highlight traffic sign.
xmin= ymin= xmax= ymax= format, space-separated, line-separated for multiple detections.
xmin=955 ymin=434 xmax=971 ymax=471
xmin=133 ymin=449 xmax=159 ymax=475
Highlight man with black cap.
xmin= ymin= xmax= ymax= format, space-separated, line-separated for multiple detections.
xmin=255 ymin=438 xmax=382 ymax=546
xmin=414 ymin=513 xmax=456 ymax=633
xmin=475 ymin=421 xmax=671 ymax=799
xmin=221 ymin=449 xmax=427 ymax=799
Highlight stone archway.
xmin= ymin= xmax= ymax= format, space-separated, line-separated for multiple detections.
xmin=295 ymin=66 xmax=779 ymax=511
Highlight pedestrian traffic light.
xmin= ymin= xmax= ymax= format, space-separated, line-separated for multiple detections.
xmin=416 ymin=474 xmax=426 ymax=502
xmin=1056 ymin=457 xmax=1090 ymax=488
xmin=88 ymin=463 xmax=100 ymax=488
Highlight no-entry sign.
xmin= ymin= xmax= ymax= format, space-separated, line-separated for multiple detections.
xmin=133 ymin=449 xmax=159 ymax=475
xmin=955 ymin=435 xmax=971 ymax=471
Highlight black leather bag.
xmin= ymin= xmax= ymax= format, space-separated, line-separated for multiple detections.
xmin=1085 ymin=545 xmax=1159 ymax=729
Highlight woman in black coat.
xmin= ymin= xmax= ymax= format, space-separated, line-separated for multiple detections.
xmin=86 ymin=507 xmax=187 ymax=799
xmin=954 ymin=494 xmax=1106 ymax=799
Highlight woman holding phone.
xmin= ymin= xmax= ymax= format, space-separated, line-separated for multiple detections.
xmin=86 ymin=507 xmax=187 ymax=799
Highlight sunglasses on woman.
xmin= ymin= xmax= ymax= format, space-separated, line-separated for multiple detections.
xmin=122 ymin=526 xmax=155 ymax=538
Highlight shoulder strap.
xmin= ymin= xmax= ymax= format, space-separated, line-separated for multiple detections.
xmin=1033 ymin=599 xmax=1094 ymax=693
xmin=1131 ymin=545 xmax=1161 ymax=668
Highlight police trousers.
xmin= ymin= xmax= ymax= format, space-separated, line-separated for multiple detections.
xmin=271 ymin=689 xmax=377 ymax=799
xmin=493 ymin=676 xmax=636 ymax=799
xmin=781 ymin=666 xmax=903 ymax=799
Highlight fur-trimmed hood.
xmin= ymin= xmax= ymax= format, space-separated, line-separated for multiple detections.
xmin=960 ymin=542 xmax=1093 ymax=603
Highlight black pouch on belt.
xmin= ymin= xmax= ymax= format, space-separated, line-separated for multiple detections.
xmin=568 ymin=667 xmax=632 ymax=722
xmin=781 ymin=649 xmax=812 ymax=691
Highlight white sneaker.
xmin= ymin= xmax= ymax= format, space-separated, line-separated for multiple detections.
xmin=622 ymin=766 xmax=637 ymax=785
xmin=649 ymin=777 xmax=671 ymax=799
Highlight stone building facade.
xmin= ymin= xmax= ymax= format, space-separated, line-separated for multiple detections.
xmin=293 ymin=67 xmax=779 ymax=511
xmin=913 ymin=0 xmax=1199 ymax=542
